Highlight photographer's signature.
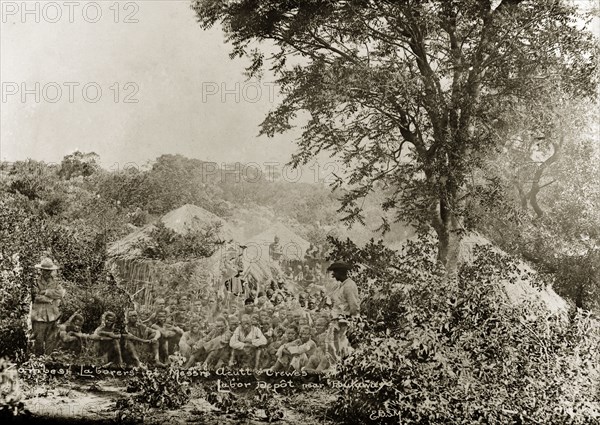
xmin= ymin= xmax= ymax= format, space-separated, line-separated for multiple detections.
xmin=369 ymin=409 xmax=401 ymax=421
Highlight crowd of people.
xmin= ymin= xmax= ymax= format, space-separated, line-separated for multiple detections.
xmin=29 ymin=239 xmax=360 ymax=373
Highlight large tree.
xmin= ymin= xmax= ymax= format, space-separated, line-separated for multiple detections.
xmin=194 ymin=0 xmax=597 ymax=273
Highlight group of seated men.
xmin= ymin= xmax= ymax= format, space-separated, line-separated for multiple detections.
xmin=55 ymin=262 xmax=358 ymax=371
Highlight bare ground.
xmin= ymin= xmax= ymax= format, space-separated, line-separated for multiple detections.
xmin=17 ymin=378 xmax=338 ymax=424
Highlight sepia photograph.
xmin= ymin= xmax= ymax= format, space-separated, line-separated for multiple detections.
xmin=0 ymin=0 xmax=599 ymax=424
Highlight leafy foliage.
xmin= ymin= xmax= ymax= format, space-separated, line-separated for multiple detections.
xmin=193 ymin=0 xmax=598 ymax=268
xmin=482 ymin=99 xmax=600 ymax=310
xmin=125 ymin=366 xmax=191 ymax=409
xmin=0 ymin=186 xmax=130 ymax=358
xmin=133 ymin=221 xmax=224 ymax=261
xmin=326 ymin=238 xmax=600 ymax=424
xmin=58 ymin=151 xmax=100 ymax=180
xmin=204 ymin=383 xmax=285 ymax=422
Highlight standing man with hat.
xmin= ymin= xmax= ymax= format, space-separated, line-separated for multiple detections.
xmin=327 ymin=262 xmax=360 ymax=317
xmin=31 ymin=258 xmax=66 ymax=355
xmin=326 ymin=261 xmax=360 ymax=358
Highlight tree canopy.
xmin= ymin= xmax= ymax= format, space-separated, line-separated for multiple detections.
xmin=193 ymin=0 xmax=598 ymax=272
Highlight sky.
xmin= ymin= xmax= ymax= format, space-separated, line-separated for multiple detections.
xmin=0 ymin=0 xmax=598 ymax=177
xmin=0 ymin=0 xmax=306 ymax=174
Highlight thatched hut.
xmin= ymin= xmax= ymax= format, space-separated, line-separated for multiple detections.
xmin=107 ymin=204 xmax=278 ymax=304
xmin=107 ymin=204 xmax=240 ymax=303
xmin=245 ymin=222 xmax=311 ymax=262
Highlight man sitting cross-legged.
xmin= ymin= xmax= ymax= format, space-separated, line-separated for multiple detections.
xmin=229 ymin=314 xmax=266 ymax=369
xmin=185 ymin=316 xmax=231 ymax=369
xmin=304 ymin=316 xmax=336 ymax=373
xmin=268 ymin=325 xmax=298 ymax=371
xmin=151 ymin=310 xmax=183 ymax=365
xmin=270 ymin=325 xmax=316 ymax=372
xmin=122 ymin=309 xmax=161 ymax=368
xmin=93 ymin=311 xmax=124 ymax=367
xmin=179 ymin=322 xmax=203 ymax=359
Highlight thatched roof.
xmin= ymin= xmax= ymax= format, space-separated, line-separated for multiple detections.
xmin=218 ymin=244 xmax=273 ymax=284
xmin=458 ymin=233 xmax=568 ymax=314
xmin=384 ymin=232 xmax=568 ymax=314
xmin=245 ymin=222 xmax=311 ymax=261
xmin=107 ymin=204 xmax=235 ymax=260
xmin=107 ymin=205 xmax=282 ymax=299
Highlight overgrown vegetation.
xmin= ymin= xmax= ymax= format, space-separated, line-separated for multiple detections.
xmin=133 ymin=221 xmax=224 ymax=261
xmin=327 ymin=236 xmax=600 ymax=424
xmin=1 ymin=145 xmax=599 ymax=424
xmin=125 ymin=366 xmax=191 ymax=409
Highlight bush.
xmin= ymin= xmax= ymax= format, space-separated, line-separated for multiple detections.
xmin=133 ymin=221 xmax=223 ymax=261
xmin=328 ymin=237 xmax=600 ymax=424
xmin=125 ymin=366 xmax=191 ymax=409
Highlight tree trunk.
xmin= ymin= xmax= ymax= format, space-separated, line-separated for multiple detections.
xmin=432 ymin=197 xmax=462 ymax=279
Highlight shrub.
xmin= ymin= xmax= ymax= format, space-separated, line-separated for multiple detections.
xmin=328 ymin=237 xmax=600 ymax=424
xmin=133 ymin=221 xmax=223 ymax=261
xmin=125 ymin=365 xmax=191 ymax=409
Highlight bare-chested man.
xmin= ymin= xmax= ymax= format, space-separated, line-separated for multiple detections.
xmin=179 ymin=322 xmax=203 ymax=358
xmin=93 ymin=311 xmax=123 ymax=367
xmin=57 ymin=313 xmax=88 ymax=355
xmin=122 ymin=310 xmax=161 ymax=367
xmin=185 ymin=316 xmax=231 ymax=369
xmin=151 ymin=310 xmax=183 ymax=364
xmin=271 ymin=325 xmax=316 ymax=372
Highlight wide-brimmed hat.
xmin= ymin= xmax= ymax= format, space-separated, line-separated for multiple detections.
xmin=327 ymin=261 xmax=352 ymax=272
xmin=34 ymin=258 xmax=60 ymax=270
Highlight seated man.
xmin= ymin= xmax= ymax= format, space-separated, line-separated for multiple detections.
xmin=165 ymin=296 xmax=179 ymax=315
xmin=179 ymin=322 xmax=203 ymax=359
xmin=93 ymin=311 xmax=124 ymax=367
xmin=297 ymin=293 xmax=307 ymax=309
xmin=304 ymin=316 xmax=336 ymax=373
xmin=272 ymin=325 xmax=316 ymax=372
xmin=307 ymin=297 xmax=317 ymax=312
xmin=263 ymin=325 xmax=293 ymax=370
xmin=151 ymin=310 xmax=183 ymax=364
xmin=229 ymin=314 xmax=267 ymax=369
xmin=142 ymin=297 xmax=167 ymax=324
xmin=171 ymin=305 xmax=192 ymax=332
xmin=239 ymin=297 xmax=256 ymax=319
xmin=256 ymin=292 xmax=272 ymax=310
xmin=216 ymin=315 xmax=239 ymax=368
xmin=269 ymin=325 xmax=300 ymax=372
xmin=122 ymin=309 xmax=161 ymax=367
xmin=57 ymin=313 xmax=89 ymax=355
xmin=258 ymin=310 xmax=274 ymax=339
xmin=185 ymin=316 xmax=231 ymax=369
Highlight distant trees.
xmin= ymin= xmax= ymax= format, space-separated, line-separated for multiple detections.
xmin=58 ymin=151 xmax=100 ymax=180
xmin=485 ymin=98 xmax=600 ymax=310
